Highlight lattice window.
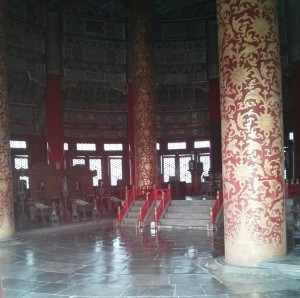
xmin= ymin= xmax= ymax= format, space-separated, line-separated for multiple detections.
xmin=104 ymin=143 xmax=123 ymax=151
xmin=199 ymin=154 xmax=211 ymax=181
xmin=14 ymin=156 xmax=29 ymax=170
xmin=89 ymin=158 xmax=103 ymax=186
xmin=13 ymin=155 xmax=30 ymax=189
xmin=167 ymin=142 xmax=186 ymax=150
xmin=72 ymin=157 xmax=85 ymax=166
xmin=76 ymin=143 xmax=96 ymax=151
xmin=194 ymin=140 xmax=210 ymax=148
xmin=10 ymin=140 xmax=27 ymax=149
xmin=19 ymin=176 xmax=29 ymax=190
xmin=179 ymin=156 xmax=192 ymax=183
xmin=163 ymin=156 xmax=176 ymax=182
xmin=109 ymin=157 xmax=123 ymax=186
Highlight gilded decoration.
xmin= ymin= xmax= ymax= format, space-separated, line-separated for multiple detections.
xmin=217 ymin=0 xmax=285 ymax=249
xmin=132 ymin=0 xmax=157 ymax=189
xmin=0 ymin=4 xmax=15 ymax=234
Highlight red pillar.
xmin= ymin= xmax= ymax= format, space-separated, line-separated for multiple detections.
xmin=0 ymin=0 xmax=15 ymax=238
xmin=45 ymin=11 xmax=64 ymax=169
xmin=217 ymin=0 xmax=286 ymax=266
xmin=131 ymin=0 xmax=157 ymax=189
xmin=127 ymin=81 xmax=136 ymax=186
xmin=208 ymin=78 xmax=221 ymax=174
xmin=45 ymin=73 xmax=64 ymax=169
xmin=207 ymin=20 xmax=222 ymax=175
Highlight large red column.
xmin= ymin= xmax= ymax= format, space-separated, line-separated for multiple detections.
xmin=0 ymin=0 xmax=15 ymax=238
xmin=127 ymin=81 xmax=136 ymax=186
xmin=287 ymin=0 xmax=300 ymax=180
xmin=45 ymin=11 xmax=64 ymax=170
xmin=208 ymin=78 xmax=221 ymax=174
xmin=207 ymin=20 xmax=222 ymax=174
xmin=131 ymin=0 xmax=157 ymax=189
xmin=217 ymin=0 xmax=286 ymax=266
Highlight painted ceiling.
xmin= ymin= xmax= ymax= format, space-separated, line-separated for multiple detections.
xmin=28 ymin=0 xmax=216 ymax=19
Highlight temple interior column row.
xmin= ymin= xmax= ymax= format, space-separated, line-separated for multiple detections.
xmin=0 ymin=0 xmax=290 ymax=268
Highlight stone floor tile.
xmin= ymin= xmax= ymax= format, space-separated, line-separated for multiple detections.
xmin=0 ymin=219 xmax=299 ymax=298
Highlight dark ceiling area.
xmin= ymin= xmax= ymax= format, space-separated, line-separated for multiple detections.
xmin=27 ymin=0 xmax=217 ymax=20
xmin=5 ymin=0 xmax=293 ymax=140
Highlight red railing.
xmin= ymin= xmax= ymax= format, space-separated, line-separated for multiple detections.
xmin=139 ymin=189 xmax=159 ymax=223
xmin=285 ymin=181 xmax=300 ymax=199
xmin=117 ymin=186 xmax=152 ymax=224
xmin=117 ymin=185 xmax=172 ymax=226
xmin=133 ymin=186 xmax=150 ymax=200
xmin=154 ymin=186 xmax=172 ymax=224
xmin=139 ymin=187 xmax=172 ymax=225
xmin=210 ymin=190 xmax=223 ymax=223
xmin=117 ymin=187 xmax=135 ymax=223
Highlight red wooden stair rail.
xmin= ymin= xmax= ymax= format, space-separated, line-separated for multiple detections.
xmin=117 ymin=186 xmax=151 ymax=224
xmin=117 ymin=185 xmax=172 ymax=226
xmin=138 ymin=188 xmax=155 ymax=224
xmin=117 ymin=186 xmax=135 ymax=223
xmin=210 ymin=190 xmax=223 ymax=223
xmin=154 ymin=185 xmax=172 ymax=225
xmin=139 ymin=186 xmax=172 ymax=225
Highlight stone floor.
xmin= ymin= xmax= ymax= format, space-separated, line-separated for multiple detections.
xmin=1 ymin=218 xmax=300 ymax=298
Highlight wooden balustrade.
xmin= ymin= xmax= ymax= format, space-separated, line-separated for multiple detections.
xmin=117 ymin=185 xmax=172 ymax=225
xmin=117 ymin=187 xmax=135 ymax=222
xmin=210 ymin=190 xmax=223 ymax=223
xmin=154 ymin=185 xmax=172 ymax=224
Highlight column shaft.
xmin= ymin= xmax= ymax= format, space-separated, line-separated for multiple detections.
xmin=131 ymin=0 xmax=157 ymax=188
xmin=217 ymin=0 xmax=286 ymax=266
xmin=0 ymin=0 xmax=15 ymax=238
xmin=45 ymin=11 xmax=64 ymax=170
xmin=207 ymin=20 xmax=222 ymax=174
xmin=128 ymin=81 xmax=136 ymax=186
xmin=208 ymin=78 xmax=222 ymax=174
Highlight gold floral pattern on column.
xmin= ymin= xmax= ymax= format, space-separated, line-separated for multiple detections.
xmin=132 ymin=0 xmax=157 ymax=189
xmin=217 ymin=0 xmax=285 ymax=262
xmin=0 ymin=0 xmax=15 ymax=237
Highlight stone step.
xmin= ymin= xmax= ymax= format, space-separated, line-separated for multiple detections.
xmin=167 ymin=205 xmax=212 ymax=212
xmin=126 ymin=211 xmax=140 ymax=218
xmin=131 ymin=201 xmax=144 ymax=210
xmin=158 ymin=199 xmax=215 ymax=229
xmin=131 ymin=206 xmax=142 ymax=212
xmin=164 ymin=212 xmax=210 ymax=220
xmin=121 ymin=200 xmax=156 ymax=226
xmin=121 ymin=197 xmax=294 ymax=229
xmin=122 ymin=218 xmax=138 ymax=226
xmin=170 ymin=200 xmax=215 ymax=206
xmin=133 ymin=201 xmax=145 ymax=206
xmin=160 ymin=218 xmax=210 ymax=228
